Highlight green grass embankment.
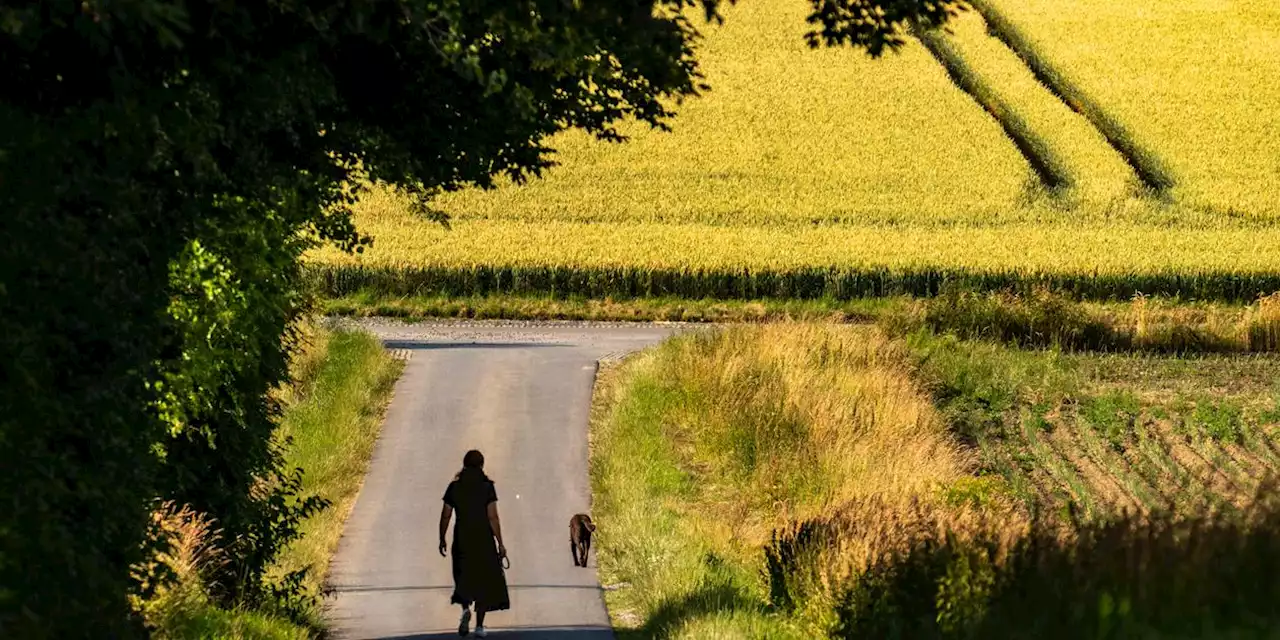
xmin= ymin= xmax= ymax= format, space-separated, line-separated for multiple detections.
xmin=589 ymin=325 xmax=968 ymax=637
xmin=591 ymin=323 xmax=1280 ymax=638
xmin=146 ymin=328 xmax=402 ymax=639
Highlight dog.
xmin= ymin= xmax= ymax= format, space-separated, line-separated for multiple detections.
xmin=569 ymin=513 xmax=596 ymax=567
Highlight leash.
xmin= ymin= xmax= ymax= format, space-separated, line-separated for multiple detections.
xmin=502 ymin=555 xmax=511 ymax=570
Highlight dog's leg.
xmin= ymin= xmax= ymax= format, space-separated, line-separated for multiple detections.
xmin=571 ymin=539 xmax=580 ymax=566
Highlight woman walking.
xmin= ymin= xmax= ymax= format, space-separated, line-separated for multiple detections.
xmin=439 ymin=450 xmax=510 ymax=637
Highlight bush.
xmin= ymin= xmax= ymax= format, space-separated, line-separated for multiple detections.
xmin=765 ymin=496 xmax=1021 ymax=639
xmin=157 ymin=226 xmax=327 ymax=615
xmin=829 ymin=484 xmax=1280 ymax=639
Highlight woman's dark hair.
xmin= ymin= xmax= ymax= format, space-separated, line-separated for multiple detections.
xmin=455 ymin=449 xmax=489 ymax=481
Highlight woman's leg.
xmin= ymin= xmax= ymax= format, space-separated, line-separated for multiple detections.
xmin=476 ymin=609 xmax=486 ymax=627
xmin=458 ymin=604 xmax=472 ymax=635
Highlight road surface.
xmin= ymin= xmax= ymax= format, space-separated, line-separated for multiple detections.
xmin=327 ymin=320 xmax=686 ymax=639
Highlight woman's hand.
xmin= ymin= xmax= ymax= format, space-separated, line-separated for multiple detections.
xmin=497 ymin=543 xmax=507 ymax=559
xmin=439 ymin=503 xmax=453 ymax=557
xmin=438 ymin=540 xmax=447 ymax=557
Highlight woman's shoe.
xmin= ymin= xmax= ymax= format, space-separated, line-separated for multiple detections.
xmin=474 ymin=626 xmax=488 ymax=638
xmin=458 ymin=609 xmax=471 ymax=636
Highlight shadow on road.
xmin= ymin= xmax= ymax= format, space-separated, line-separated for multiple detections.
xmin=335 ymin=585 xmax=605 ymax=594
xmin=372 ymin=625 xmax=612 ymax=639
xmin=381 ymin=340 xmax=569 ymax=351
xmin=363 ymin=579 xmax=767 ymax=639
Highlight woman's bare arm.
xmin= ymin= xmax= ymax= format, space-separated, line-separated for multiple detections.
xmin=487 ymin=502 xmax=506 ymax=554
xmin=438 ymin=504 xmax=452 ymax=556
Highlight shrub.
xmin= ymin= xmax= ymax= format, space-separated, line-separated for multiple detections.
xmin=831 ymin=483 xmax=1280 ymax=639
xmin=766 ymin=497 xmax=1022 ymax=639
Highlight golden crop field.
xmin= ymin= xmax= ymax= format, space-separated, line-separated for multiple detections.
xmin=984 ymin=0 xmax=1280 ymax=218
xmin=319 ymin=191 xmax=1280 ymax=275
xmin=941 ymin=11 xmax=1136 ymax=202
xmin=307 ymin=0 xmax=1280 ymax=302
xmin=309 ymin=190 xmax=1280 ymax=301
xmin=430 ymin=0 xmax=1034 ymax=225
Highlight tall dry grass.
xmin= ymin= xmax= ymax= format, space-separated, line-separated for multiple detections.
xmin=765 ymin=494 xmax=1027 ymax=634
xmin=1248 ymin=293 xmax=1280 ymax=352
xmin=138 ymin=503 xmax=225 ymax=631
xmin=140 ymin=500 xmax=308 ymax=639
xmin=661 ymin=324 xmax=971 ymax=541
xmin=591 ymin=324 xmax=976 ymax=637
xmin=1124 ymin=293 xmax=1280 ymax=353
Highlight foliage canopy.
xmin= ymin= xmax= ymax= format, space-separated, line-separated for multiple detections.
xmin=0 ymin=0 xmax=961 ymax=635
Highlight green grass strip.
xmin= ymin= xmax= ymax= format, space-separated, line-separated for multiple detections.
xmin=590 ymin=356 xmax=807 ymax=639
xmin=968 ymin=0 xmax=1178 ymax=193
xmin=148 ymin=328 xmax=404 ymax=638
xmin=272 ymin=329 xmax=404 ymax=607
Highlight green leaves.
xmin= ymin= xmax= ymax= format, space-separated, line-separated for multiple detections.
xmin=1 ymin=0 xmax=974 ymax=634
xmin=806 ymin=0 xmax=968 ymax=57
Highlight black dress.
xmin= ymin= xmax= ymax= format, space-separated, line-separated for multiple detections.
xmin=443 ymin=470 xmax=510 ymax=612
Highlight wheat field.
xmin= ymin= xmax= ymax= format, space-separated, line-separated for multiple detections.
xmin=320 ymin=193 xmax=1280 ymax=275
xmin=430 ymin=0 xmax=1032 ymax=226
xmin=984 ymin=0 xmax=1280 ymax=218
xmin=307 ymin=0 xmax=1280 ymax=301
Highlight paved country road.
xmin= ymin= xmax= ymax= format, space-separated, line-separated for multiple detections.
xmin=326 ymin=320 xmax=690 ymax=639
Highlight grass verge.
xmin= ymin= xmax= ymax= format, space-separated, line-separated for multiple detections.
xmin=270 ymin=328 xmax=404 ymax=609
xmin=590 ymin=325 xmax=969 ymax=638
xmin=592 ymin=323 xmax=1280 ymax=637
xmin=145 ymin=327 xmax=403 ymax=638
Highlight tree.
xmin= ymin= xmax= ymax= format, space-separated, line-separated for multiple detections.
xmin=0 ymin=0 xmax=962 ymax=636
